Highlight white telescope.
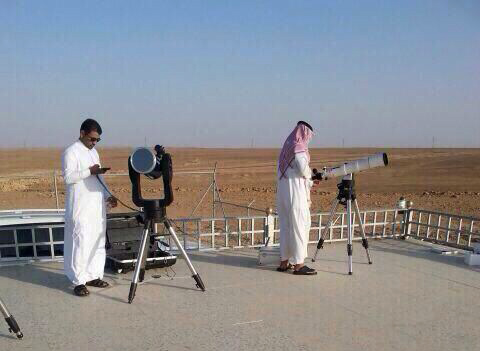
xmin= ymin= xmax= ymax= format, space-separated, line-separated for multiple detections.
xmin=311 ymin=152 xmax=388 ymax=275
xmin=313 ymin=153 xmax=388 ymax=180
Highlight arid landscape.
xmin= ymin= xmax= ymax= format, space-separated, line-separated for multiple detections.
xmin=0 ymin=147 xmax=479 ymax=218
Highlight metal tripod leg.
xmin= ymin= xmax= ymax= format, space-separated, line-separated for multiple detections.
xmin=346 ymin=200 xmax=353 ymax=275
xmin=164 ymin=219 xmax=206 ymax=291
xmin=353 ymin=199 xmax=372 ymax=265
xmin=0 ymin=296 xmax=23 ymax=339
xmin=128 ymin=219 xmax=151 ymax=304
xmin=312 ymin=198 xmax=340 ymax=262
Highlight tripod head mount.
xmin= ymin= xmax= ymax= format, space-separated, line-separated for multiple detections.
xmin=337 ymin=173 xmax=356 ymax=206
xmin=128 ymin=145 xmax=174 ymax=222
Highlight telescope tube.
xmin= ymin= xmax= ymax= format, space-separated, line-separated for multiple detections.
xmin=322 ymin=153 xmax=388 ymax=179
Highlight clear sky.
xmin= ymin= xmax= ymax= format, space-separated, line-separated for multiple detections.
xmin=1 ymin=0 xmax=479 ymax=148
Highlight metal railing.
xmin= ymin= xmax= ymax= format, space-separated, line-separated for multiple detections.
xmin=306 ymin=208 xmax=405 ymax=244
xmin=144 ymin=207 xmax=405 ymax=252
xmin=166 ymin=215 xmax=269 ymax=251
xmin=404 ymin=208 xmax=480 ymax=250
xmin=2 ymin=207 xmax=478 ymax=262
xmin=0 ymin=208 xmax=404 ymax=262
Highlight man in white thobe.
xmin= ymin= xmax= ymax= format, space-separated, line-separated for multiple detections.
xmin=276 ymin=121 xmax=317 ymax=275
xmin=62 ymin=118 xmax=117 ymax=296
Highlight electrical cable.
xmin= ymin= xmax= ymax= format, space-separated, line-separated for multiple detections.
xmin=96 ymin=175 xmax=193 ymax=238
xmin=95 ymin=174 xmax=231 ymax=241
xmin=95 ymin=175 xmax=143 ymax=213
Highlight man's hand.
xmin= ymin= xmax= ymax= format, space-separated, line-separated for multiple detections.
xmin=90 ymin=164 xmax=105 ymax=175
xmin=106 ymin=196 xmax=117 ymax=208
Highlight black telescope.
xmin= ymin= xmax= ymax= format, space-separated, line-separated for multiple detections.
xmin=128 ymin=145 xmax=173 ymax=219
xmin=127 ymin=145 xmax=205 ymax=304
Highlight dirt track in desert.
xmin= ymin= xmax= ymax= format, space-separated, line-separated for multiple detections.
xmin=0 ymin=147 xmax=479 ymax=218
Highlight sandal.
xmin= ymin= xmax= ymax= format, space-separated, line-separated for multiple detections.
xmin=86 ymin=279 xmax=110 ymax=288
xmin=276 ymin=264 xmax=293 ymax=272
xmin=74 ymin=284 xmax=90 ymax=297
xmin=293 ymin=266 xmax=317 ymax=275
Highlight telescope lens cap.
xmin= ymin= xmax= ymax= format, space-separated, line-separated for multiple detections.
xmin=130 ymin=147 xmax=156 ymax=174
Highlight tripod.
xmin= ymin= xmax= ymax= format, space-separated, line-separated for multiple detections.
xmin=128 ymin=204 xmax=206 ymax=303
xmin=0 ymin=296 xmax=23 ymax=339
xmin=312 ymin=174 xmax=372 ymax=274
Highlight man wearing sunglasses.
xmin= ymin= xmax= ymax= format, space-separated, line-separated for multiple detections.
xmin=61 ymin=118 xmax=117 ymax=297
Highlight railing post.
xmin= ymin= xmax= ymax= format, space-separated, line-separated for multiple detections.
xmin=468 ymin=220 xmax=474 ymax=248
xmin=247 ymin=200 xmax=255 ymax=217
xmin=402 ymin=209 xmax=413 ymax=238
xmin=212 ymin=163 xmax=216 ymax=218
xmin=264 ymin=207 xmax=275 ymax=246
xmin=391 ymin=209 xmax=398 ymax=238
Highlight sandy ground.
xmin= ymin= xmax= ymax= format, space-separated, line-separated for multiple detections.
xmin=0 ymin=147 xmax=479 ymax=218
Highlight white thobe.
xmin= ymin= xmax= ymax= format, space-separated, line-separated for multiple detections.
xmin=62 ymin=140 xmax=110 ymax=285
xmin=277 ymin=152 xmax=313 ymax=265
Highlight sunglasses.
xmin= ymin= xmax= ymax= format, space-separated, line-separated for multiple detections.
xmin=86 ymin=136 xmax=101 ymax=142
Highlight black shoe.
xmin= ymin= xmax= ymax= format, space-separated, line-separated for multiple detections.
xmin=86 ymin=279 xmax=110 ymax=288
xmin=276 ymin=264 xmax=293 ymax=272
xmin=74 ymin=284 xmax=90 ymax=296
xmin=293 ymin=266 xmax=317 ymax=275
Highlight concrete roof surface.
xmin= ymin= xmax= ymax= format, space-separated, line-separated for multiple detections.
xmin=1 ymin=238 xmax=479 ymax=351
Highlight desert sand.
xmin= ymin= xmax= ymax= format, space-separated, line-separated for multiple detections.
xmin=0 ymin=147 xmax=479 ymax=218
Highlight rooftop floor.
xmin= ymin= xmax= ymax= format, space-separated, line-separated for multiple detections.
xmin=1 ymin=238 xmax=479 ymax=351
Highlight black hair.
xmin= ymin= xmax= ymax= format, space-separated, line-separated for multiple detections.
xmin=297 ymin=120 xmax=313 ymax=132
xmin=80 ymin=118 xmax=102 ymax=135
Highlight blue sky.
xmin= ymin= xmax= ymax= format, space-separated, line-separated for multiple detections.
xmin=1 ymin=0 xmax=479 ymax=148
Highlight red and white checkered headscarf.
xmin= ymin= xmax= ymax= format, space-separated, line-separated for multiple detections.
xmin=278 ymin=123 xmax=313 ymax=179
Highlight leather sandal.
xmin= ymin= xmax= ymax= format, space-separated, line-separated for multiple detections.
xmin=276 ymin=264 xmax=293 ymax=272
xmin=293 ymin=266 xmax=317 ymax=275
xmin=74 ymin=285 xmax=90 ymax=296
xmin=86 ymin=279 xmax=110 ymax=288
